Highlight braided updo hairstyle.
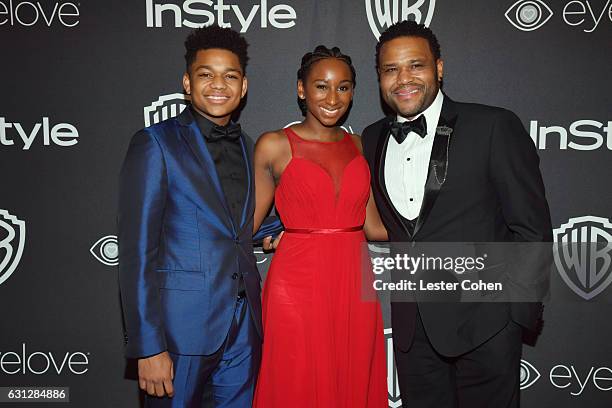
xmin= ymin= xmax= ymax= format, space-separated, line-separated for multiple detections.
xmin=297 ymin=45 xmax=356 ymax=115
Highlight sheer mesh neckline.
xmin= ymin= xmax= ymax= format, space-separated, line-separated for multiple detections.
xmin=282 ymin=127 xmax=359 ymax=200
xmin=284 ymin=126 xmax=347 ymax=144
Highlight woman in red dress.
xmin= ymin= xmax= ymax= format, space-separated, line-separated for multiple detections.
xmin=252 ymin=46 xmax=388 ymax=407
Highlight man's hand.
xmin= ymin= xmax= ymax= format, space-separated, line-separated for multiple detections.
xmin=262 ymin=231 xmax=284 ymax=251
xmin=138 ymin=351 xmax=174 ymax=398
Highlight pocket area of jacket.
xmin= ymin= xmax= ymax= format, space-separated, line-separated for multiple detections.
xmin=156 ymin=269 xmax=206 ymax=290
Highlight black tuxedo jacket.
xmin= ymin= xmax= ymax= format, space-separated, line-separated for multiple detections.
xmin=362 ymin=95 xmax=552 ymax=356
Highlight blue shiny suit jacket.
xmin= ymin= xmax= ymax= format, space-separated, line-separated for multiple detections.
xmin=118 ymin=108 xmax=279 ymax=358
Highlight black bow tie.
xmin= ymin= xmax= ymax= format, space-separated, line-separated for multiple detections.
xmin=389 ymin=115 xmax=427 ymax=144
xmin=206 ymin=123 xmax=242 ymax=142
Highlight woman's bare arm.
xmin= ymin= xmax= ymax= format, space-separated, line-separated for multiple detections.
xmin=253 ymin=130 xmax=291 ymax=234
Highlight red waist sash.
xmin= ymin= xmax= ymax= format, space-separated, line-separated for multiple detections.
xmin=284 ymin=226 xmax=363 ymax=234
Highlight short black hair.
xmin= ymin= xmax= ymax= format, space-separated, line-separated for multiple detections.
xmin=184 ymin=26 xmax=249 ymax=74
xmin=297 ymin=45 xmax=356 ymax=115
xmin=376 ymin=20 xmax=441 ymax=67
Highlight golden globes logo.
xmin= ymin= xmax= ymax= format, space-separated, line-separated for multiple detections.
xmin=365 ymin=0 xmax=436 ymax=40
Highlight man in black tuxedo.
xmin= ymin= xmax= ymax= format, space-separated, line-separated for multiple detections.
xmin=361 ymin=21 xmax=552 ymax=407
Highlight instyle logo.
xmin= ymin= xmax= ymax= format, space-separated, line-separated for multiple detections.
xmin=505 ymin=0 xmax=612 ymax=32
xmin=365 ymin=0 xmax=436 ymax=40
xmin=553 ymin=216 xmax=612 ymax=300
xmin=145 ymin=0 xmax=297 ymax=32
xmin=0 ymin=344 xmax=88 ymax=375
xmin=144 ymin=93 xmax=191 ymax=127
xmin=520 ymin=359 xmax=542 ymax=389
xmin=0 ymin=210 xmax=25 ymax=286
xmin=530 ymin=120 xmax=612 ymax=151
xmin=90 ymin=235 xmax=119 ymax=266
xmin=384 ymin=328 xmax=402 ymax=408
xmin=0 ymin=117 xmax=79 ymax=150
xmin=0 ymin=1 xmax=79 ymax=27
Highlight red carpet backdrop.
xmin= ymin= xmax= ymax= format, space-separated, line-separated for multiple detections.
xmin=0 ymin=0 xmax=611 ymax=406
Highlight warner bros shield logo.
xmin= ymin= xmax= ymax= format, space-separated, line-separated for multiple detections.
xmin=144 ymin=93 xmax=191 ymax=127
xmin=365 ymin=0 xmax=436 ymax=40
xmin=385 ymin=328 xmax=402 ymax=407
xmin=553 ymin=216 xmax=612 ymax=300
xmin=0 ymin=210 xmax=26 ymax=286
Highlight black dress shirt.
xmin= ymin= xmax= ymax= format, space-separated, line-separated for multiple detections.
xmin=191 ymin=107 xmax=247 ymax=226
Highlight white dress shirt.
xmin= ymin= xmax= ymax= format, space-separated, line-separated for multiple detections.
xmin=384 ymin=90 xmax=444 ymax=220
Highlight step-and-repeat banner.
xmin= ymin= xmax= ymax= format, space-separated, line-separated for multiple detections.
xmin=1 ymin=0 xmax=610 ymax=406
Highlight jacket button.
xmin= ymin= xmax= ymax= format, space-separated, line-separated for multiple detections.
xmin=232 ymin=273 xmax=238 ymax=280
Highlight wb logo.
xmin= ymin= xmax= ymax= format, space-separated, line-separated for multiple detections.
xmin=384 ymin=328 xmax=402 ymax=407
xmin=554 ymin=216 xmax=612 ymax=300
xmin=144 ymin=93 xmax=191 ymax=127
xmin=365 ymin=0 xmax=436 ymax=39
xmin=505 ymin=0 xmax=553 ymax=31
xmin=0 ymin=210 xmax=26 ymax=286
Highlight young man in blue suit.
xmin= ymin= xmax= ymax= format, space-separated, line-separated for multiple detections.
xmin=118 ymin=26 xmax=279 ymax=407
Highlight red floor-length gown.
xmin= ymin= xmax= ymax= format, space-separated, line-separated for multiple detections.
xmin=253 ymin=127 xmax=387 ymax=407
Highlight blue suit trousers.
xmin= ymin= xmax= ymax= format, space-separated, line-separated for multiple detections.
xmin=145 ymin=297 xmax=261 ymax=408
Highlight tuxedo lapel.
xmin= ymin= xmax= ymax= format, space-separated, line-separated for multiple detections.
xmin=177 ymin=110 xmax=235 ymax=232
xmin=374 ymin=116 xmax=415 ymax=240
xmin=413 ymin=96 xmax=458 ymax=237
xmin=237 ymin=134 xmax=253 ymax=234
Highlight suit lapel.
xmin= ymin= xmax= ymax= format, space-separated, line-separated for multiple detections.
xmin=412 ymin=96 xmax=458 ymax=237
xmin=237 ymin=134 xmax=253 ymax=234
xmin=177 ymin=110 xmax=235 ymax=232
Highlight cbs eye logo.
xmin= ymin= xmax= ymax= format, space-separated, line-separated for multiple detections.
xmin=505 ymin=0 xmax=553 ymax=31
xmin=90 ymin=235 xmax=119 ymax=266
xmin=520 ymin=359 xmax=541 ymax=390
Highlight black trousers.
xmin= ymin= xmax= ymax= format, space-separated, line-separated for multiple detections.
xmin=394 ymin=309 xmax=522 ymax=408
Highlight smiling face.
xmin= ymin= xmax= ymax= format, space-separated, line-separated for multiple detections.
xmin=183 ymin=48 xmax=247 ymax=126
xmin=378 ymin=36 xmax=443 ymax=119
xmin=297 ymin=58 xmax=354 ymax=128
